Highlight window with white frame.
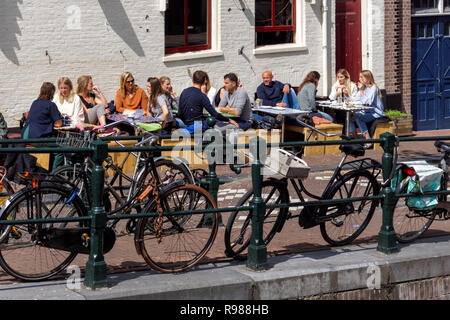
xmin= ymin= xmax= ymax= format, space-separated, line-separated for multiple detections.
xmin=255 ymin=0 xmax=296 ymax=46
xmin=445 ymin=0 xmax=450 ymax=11
xmin=413 ymin=0 xmax=450 ymax=14
xmin=165 ymin=0 xmax=211 ymax=54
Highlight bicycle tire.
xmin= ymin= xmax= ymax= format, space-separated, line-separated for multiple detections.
xmin=117 ymin=158 xmax=194 ymax=199
xmin=134 ymin=184 xmax=218 ymax=273
xmin=53 ymin=164 xmax=113 ymax=214
xmin=319 ymin=170 xmax=380 ymax=246
xmin=0 ymin=178 xmax=17 ymax=242
xmin=138 ymin=158 xmax=194 ymax=188
xmin=392 ymin=167 xmax=446 ymax=243
xmin=224 ymin=179 xmax=289 ymax=260
xmin=392 ymin=199 xmax=436 ymax=243
xmin=0 ymin=182 xmax=87 ymax=281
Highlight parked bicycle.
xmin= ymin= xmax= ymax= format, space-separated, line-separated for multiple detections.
xmin=0 ymin=126 xmax=218 ymax=281
xmin=52 ymin=120 xmax=194 ymax=234
xmin=224 ymin=120 xmax=383 ymax=259
xmin=392 ymin=140 xmax=450 ymax=243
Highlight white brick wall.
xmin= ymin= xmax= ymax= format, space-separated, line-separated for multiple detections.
xmin=368 ymin=0 xmax=385 ymax=89
xmin=0 ymin=1 xmax=385 ymax=127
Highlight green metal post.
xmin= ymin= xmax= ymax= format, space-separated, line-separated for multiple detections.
xmin=377 ymin=132 xmax=399 ymax=254
xmin=247 ymin=136 xmax=268 ymax=271
xmin=199 ymin=117 xmax=223 ymax=226
xmin=84 ymin=139 xmax=109 ymax=289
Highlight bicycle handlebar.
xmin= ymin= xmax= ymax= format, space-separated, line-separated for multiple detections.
xmin=102 ymin=119 xmax=160 ymax=146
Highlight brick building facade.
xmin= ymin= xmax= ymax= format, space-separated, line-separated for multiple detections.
xmin=0 ymin=1 xmax=387 ymax=127
xmin=384 ymin=0 xmax=412 ymax=114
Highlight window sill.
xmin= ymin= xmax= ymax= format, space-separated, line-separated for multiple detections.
xmin=163 ymin=49 xmax=224 ymax=63
xmin=253 ymin=44 xmax=308 ymax=55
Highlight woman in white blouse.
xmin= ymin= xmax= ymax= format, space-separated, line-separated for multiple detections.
xmin=329 ymin=69 xmax=358 ymax=101
xmin=53 ymin=77 xmax=84 ymax=125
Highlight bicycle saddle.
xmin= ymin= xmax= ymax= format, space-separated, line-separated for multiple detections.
xmin=435 ymin=141 xmax=450 ymax=153
xmin=339 ymin=144 xmax=365 ymax=158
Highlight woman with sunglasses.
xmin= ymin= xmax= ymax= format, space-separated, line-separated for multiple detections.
xmin=115 ymin=72 xmax=149 ymax=115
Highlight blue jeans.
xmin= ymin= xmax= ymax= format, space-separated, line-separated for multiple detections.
xmin=349 ymin=112 xmax=377 ymax=134
xmin=175 ymin=117 xmax=186 ymax=128
xmin=281 ymin=88 xmax=300 ymax=110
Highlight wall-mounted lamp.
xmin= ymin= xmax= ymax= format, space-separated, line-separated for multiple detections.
xmin=238 ymin=46 xmax=244 ymax=55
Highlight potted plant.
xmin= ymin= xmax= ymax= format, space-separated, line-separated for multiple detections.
xmin=385 ymin=110 xmax=414 ymax=136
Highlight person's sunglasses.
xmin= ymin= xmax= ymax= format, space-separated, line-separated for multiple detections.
xmin=126 ymin=79 xmax=135 ymax=84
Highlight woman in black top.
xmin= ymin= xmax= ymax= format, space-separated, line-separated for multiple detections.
xmin=76 ymin=75 xmax=108 ymax=126
xmin=20 ymin=82 xmax=63 ymax=172
xmin=22 ymin=82 xmax=62 ymax=139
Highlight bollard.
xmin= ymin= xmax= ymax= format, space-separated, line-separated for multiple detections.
xmin=377 ymin=132 xmax=399 ymax=254
xmin=247 ymin=136 xmax=268 ymax=271
xmin=84 ymin=139 xmax=109 ymax=289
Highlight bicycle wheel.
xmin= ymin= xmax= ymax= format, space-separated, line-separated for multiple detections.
xmin=117 ymin=158 xmax=193 ymax=200
xmin=392 ymin=200 xmax=436 ymax=243
xmin=135 ymin=184 xmax=218 ymax=273
xmin=0 ymin=183 xmax=87 ymax=281
xmin=0 ymin=178 xmax=17 ymax=242
xmin=319 ymin=170 xmax=380 ymax=246
xmin=224 ymin=180 xmax=289 ymax=259
xmin=140 ymin=158 xmax=194 ymax=187
xmin=53 ymin=164 xmax=112 ymax=213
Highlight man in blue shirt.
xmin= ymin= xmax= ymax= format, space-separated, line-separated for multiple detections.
xmin=178 ymin=70 xmax=238 ymax=134
xmin=256 ymin=71 xmax=290 ymax=107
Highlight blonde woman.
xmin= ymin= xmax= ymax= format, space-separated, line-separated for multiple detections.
xmin=53 ymin=77 xmax=84 ymax=125
xmin=115 ymin=72 xmax=149 ymax=115
xmin=329 ymin=69 xmax=358 ymax=101
xmin=348 ymin=70 xmax=385 ymax=148
xmin=76 ymin=75 xmax=108 ymax=126
xmin=159 ymin=76 xmax=179 ymax=111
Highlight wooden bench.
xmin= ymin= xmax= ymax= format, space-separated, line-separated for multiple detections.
xmin=372 ymin=121 xmax=394 ymax=151
xmin=285 ymin=123 xmax=344 ymax=156
xmin=161 ymin=129 xmax=281 ymax=167
xmin=26 ymin=139 xmax=140 ymax=174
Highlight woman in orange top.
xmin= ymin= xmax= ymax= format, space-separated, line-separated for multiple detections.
xmin=115 ymin=72 xmax=149 ymax=115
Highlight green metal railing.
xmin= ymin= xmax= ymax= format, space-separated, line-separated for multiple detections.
xmin=1 ymin=130 xmax=450 ymax=289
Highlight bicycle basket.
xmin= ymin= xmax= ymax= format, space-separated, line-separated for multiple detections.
xmin=243 ymin=148 xmax=310 ymax=179
xmin=56 ymin=130 xmax=93 ymax=149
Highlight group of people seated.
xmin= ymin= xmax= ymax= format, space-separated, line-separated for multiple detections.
xmin=21 ymin=67 xmax=384 ymax=152
xmin=256 ymin=68 xmax=385 ymax=148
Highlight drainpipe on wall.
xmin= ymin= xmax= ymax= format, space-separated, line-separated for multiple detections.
xmin=321 ymin=0 xmax=329 ymax=97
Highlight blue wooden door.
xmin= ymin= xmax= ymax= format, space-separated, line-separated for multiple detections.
xmin=441 ymin=20 xmax=450 ymax=129
xmin=412 ymin=16 xmax=450 ymax=131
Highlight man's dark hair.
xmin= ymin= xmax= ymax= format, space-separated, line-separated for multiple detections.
xmin=38 ymin=82 xmax=56 ymax=101
xmin=193 ymin=70 xmax=208 ymax=85
xmin=224 ymin=73 xmax=238 ymax=84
